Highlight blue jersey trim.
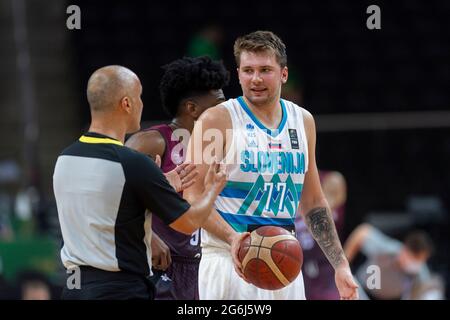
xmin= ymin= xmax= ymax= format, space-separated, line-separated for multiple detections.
xmin=237 ymin=96 xmax=287 ymax=138
xmin=217 ymin=209 xmax=295 ymax=226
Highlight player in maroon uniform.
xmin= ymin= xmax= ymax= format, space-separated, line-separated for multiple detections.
xmin=126 ymin=56 xmax=229 ymax=299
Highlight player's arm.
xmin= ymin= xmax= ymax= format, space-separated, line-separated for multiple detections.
xmin=183 ymin=106 xmax=249 ymax=277
xmin=343 ymin=223 xmax=373 ymax=263
xmin=128 ymin=150 xmax=225 ymax=235
xmin=298 ymin=109 xmax=358 ymax=299
xmin=183 ymin=106 xmax=234 ymax=243
xmin=126 ymin=130 xmax=197 ymax=192
xmin=298 ymin=109 xmax=345 ymax=269
xmin=170 ymin=161 xmax=226 ymax=234
xmin=151 ymin=232 xmax=171 ymax=270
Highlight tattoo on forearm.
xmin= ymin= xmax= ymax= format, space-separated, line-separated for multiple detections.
xmin=305 ymin=207 xmax=344 ymax=269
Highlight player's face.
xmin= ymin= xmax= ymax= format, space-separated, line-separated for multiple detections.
xmin=238 ymin=50 xmax=288 ymax=107
xmin=192 ymin=89 xmax=226 ymax=119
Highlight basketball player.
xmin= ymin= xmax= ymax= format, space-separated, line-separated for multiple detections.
xmin=295 ymin=170 xmax=347 ymax=299
xmin=126 ymin=56 xmax=229 ymax=299
xmin=184 ymin=31 xmax=359 ymax=300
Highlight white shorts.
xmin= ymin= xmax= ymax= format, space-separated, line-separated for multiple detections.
xmin=199 ymin=246 xmax=306 ymax=300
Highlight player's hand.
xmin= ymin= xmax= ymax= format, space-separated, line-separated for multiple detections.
xmin=335 ymin=263 xmax=359 ymax=300
xmin=204 ymin=159 xmax=227 ymax=195
xmin=230 ymin=232 xmax=251 ymax=282
xmin=158 ymin=154 xmax=198 ymax=193
xmin=151 ymin=232 xmax=172 ymax=271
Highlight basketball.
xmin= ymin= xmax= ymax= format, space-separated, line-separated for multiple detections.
xmin=238 ymin=226 xmax=303 ymax=290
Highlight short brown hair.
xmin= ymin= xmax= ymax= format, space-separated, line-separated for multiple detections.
xmin=404 ymin=230 xmax=434 ymax=256
xmin=234 ymin=31 xmax=287 ymax=67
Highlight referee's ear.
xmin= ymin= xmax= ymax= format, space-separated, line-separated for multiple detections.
xmin=121 ymin=96 xmax=132 ymax=113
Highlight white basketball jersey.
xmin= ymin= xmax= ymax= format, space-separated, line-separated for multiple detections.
xmin=202 ymin=96 xmax=309 ymax=249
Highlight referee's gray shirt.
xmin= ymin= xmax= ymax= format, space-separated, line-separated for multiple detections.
xmin=53 ymin=132 xmax=190 ymax=276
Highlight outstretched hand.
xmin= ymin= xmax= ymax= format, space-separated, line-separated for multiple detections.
xmin=156 ymin=155 xmax=199 ymax=192
xmin=204 ymin=160 xmax=227 ymax=195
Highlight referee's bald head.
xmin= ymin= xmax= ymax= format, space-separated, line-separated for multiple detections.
xmin=87 ymin=65 xmax=140 ymax=113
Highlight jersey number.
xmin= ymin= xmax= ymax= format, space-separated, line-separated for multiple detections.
xmin=190 ymin=229 xmax=200 ymax=246
xmin=263 ymin=182 xmax=286 ymax=211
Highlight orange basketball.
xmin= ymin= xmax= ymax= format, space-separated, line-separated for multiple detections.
xmin=238 ymin=226 xmax=303 ymax=290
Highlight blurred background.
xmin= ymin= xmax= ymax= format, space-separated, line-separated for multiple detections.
xmin=0 ymin=0 xmax=449 ymax=299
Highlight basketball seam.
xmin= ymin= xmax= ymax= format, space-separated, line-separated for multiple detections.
xmin=261 ymin=234 xmax=297 ymax=287
xmin=241 ymin=233 xmax=264 ymax=270
xmin=258 ymin=246 xmax=291 ymax=287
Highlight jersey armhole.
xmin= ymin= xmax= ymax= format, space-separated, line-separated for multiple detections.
xmin=291 ymin=102 xmax=309 ymax=173
xmin=222 ymin=103 xmax=237 ymax=165
xmin=300 ymin=112 xmax=309 ymax=173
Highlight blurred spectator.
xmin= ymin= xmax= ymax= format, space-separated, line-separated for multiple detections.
xmin=22 ymin=280 xmax=51 ymax=300
xmin=0 ymin=204 xmax=14 ymax=241
xmin=16 ymin=270 xmax=52 ymax=300
xmin=409 ymin=273 xmax=445 ymax=300
xmin=186 ymin=25 xmax=223 ymax=59
xmin=295 ymin=170 xmax=347 ymax=300
xmin=0 ymin=160 xmax=21 ymax=185
xmin=344 ymin=224 xmax=444 ymax=299
xmin=0 ymin=159 xmax=20 ymax=241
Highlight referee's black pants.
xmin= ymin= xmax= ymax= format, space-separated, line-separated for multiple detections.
xmin=61 ymin=266 xmax=155 ymax=300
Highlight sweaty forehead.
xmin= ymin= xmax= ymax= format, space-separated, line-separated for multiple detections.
xmin=239 ymin=50 xmax=278 ymax=68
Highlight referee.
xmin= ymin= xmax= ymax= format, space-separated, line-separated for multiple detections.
xmin=53 ymin=65 xmax=226 ymax=299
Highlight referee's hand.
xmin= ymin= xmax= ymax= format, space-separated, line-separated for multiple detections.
xmin=204 ymin=160 xmax=227 ymax=195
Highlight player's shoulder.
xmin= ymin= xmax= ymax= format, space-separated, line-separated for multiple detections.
xmin=201 ymin=102 xmax=230 ymax=118
xmin=282 ymin=98 xmax=313 ymax=119
xmin=283 ymin=101 xmax=316 ymax=139
xmin=129 ymin=128 xmax=165 ymax=141
xmin=125 ymin=129 xmax=166 ymax=157
xmin=118 ymin=143 xmax=153 ymax=167
xmin=301 ymin=108 xmax=314 ymax=124
xmin=197 ymin=102 xmax=231 ymax=128
xmin=126 ymin=129 xmax=165 ymax=148
xmin=294 ymin=104 xmax=315 ymax=130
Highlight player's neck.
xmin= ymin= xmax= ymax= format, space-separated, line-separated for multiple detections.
xmin=243 ymin=96 xmax=282 ymax=130
xmin=169 ymin=116 xmax=194 ymax=133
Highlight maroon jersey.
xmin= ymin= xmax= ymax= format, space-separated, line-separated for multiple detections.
xmin=146 ymin=124 xmax=201 ymax=260
xmin=294 ymin=171 xmax=345 ymax=300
